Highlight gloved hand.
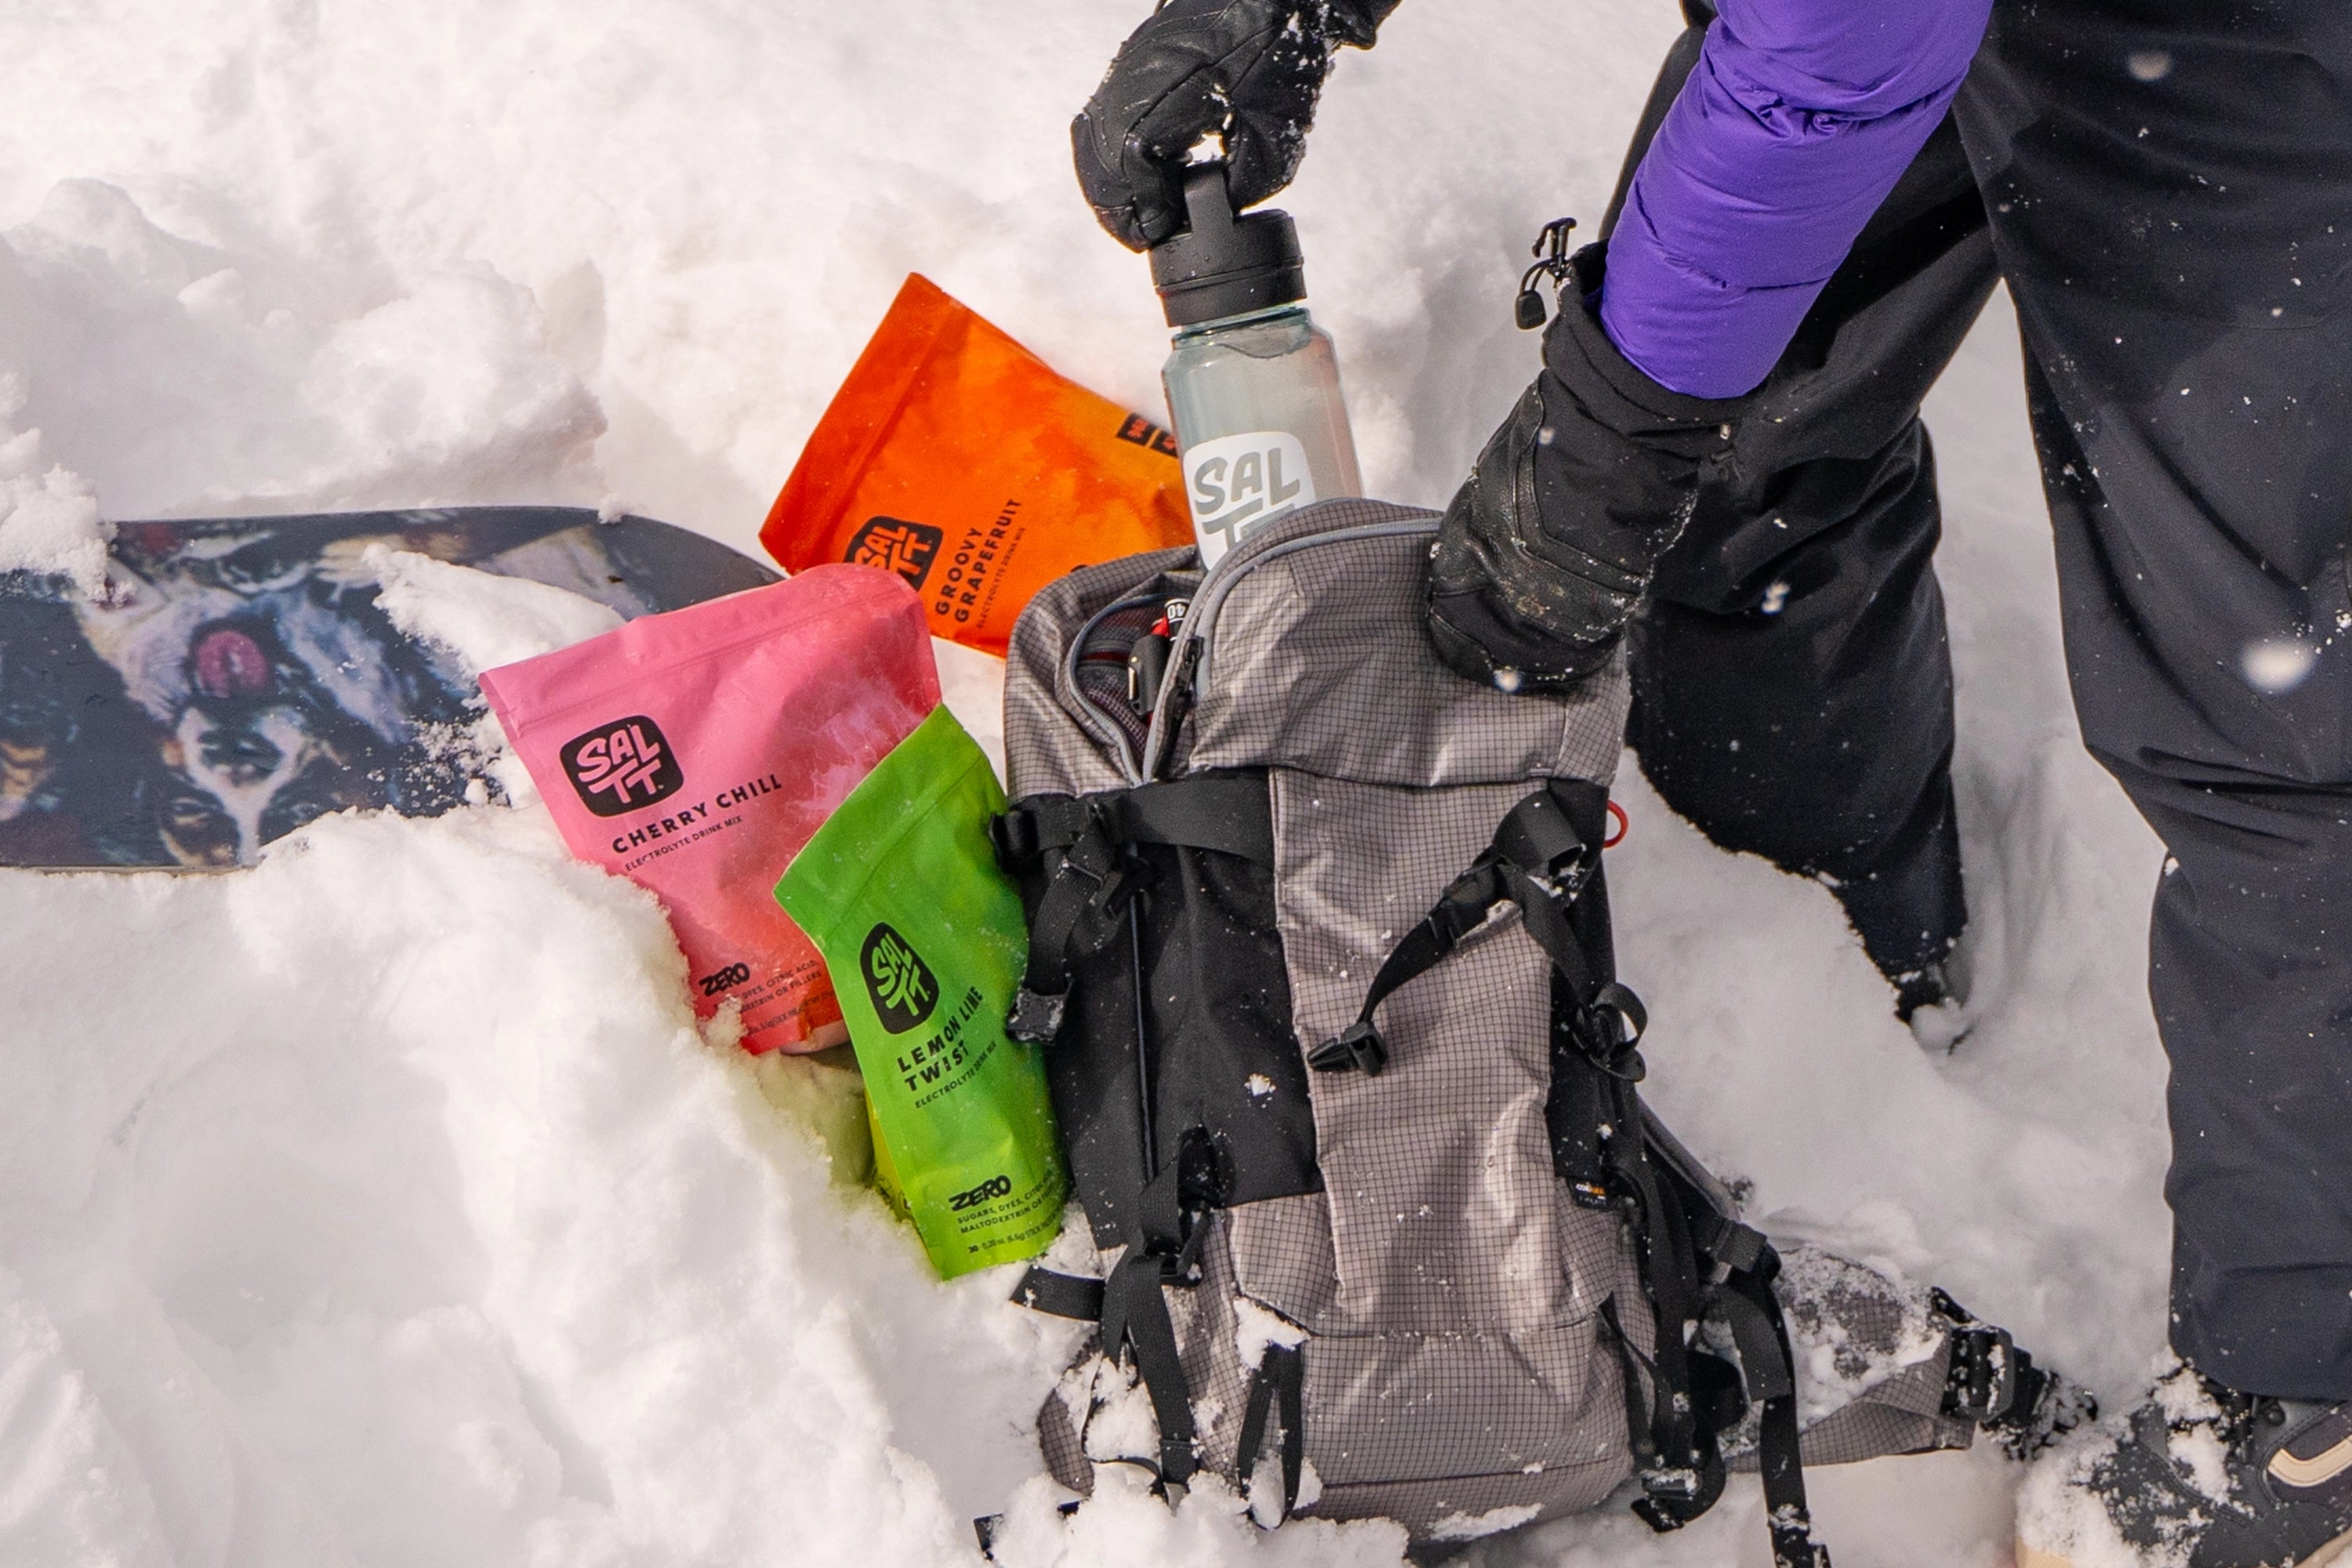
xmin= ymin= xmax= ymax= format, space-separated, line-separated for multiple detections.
xmin=1425 ymin=243 xmax=1752 ymax=690
xmin=1073 ymin=0 xmax=1399 ymax=251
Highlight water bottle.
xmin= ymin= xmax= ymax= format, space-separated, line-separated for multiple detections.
xmin=1152 ymin=167 xmax=1362 ymax=569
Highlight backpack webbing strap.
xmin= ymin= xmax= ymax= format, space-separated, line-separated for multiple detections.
xmin=993 ymin=776 xmax=1273 ymax=1044
xmin=1082 ymin=1132 xmax=1221 ymax=1502
xmin=1610 ymin=1087 xmax=1726 ymax=1534
xmin=1011 ymin=1145 xmax=1220 ymax=1508
xmin=1598 ymin=1295 xmax=1660 ymax=1466
xmin=1721 ymin=1265 xmax=1830 ymax=1568
xmin=1099 ymin=1248 xmax=1197 ymax=1494
xmin=1311 ymin=782 xmax=1644 ymax=1076
xmin=1234 ymin=1341 xmax=1305 ymax=1525
xmin=1012 ymin=1266 xmax=1105 ymax=1321
xmin=1615 ymin=1104 xmax=1827 ymax=1568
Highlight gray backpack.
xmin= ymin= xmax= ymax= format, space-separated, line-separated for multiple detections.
xmin=990 ymin=500 xmax=2060 ymax=1563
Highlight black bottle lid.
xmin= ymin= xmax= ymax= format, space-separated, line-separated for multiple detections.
xmin=1149 ymin=166 xmax=1307 ymax=328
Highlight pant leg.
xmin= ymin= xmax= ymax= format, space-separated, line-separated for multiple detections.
xmin=1614 ymin=25 xmax=2001 ymax=980
xmin=1956 ymin=0 xmax=2352 ymax=1399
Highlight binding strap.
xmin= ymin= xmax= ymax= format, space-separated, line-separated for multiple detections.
xmin=993 ymin=775 xmax=1274 ymax=1043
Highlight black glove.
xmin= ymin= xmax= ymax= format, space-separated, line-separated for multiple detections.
xmin=1073 ymin=0 xmax=1399 ymax=251
xmin=1425 ymin=243 xmax=1752 ymax=690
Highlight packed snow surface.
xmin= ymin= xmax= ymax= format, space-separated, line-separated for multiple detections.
xmin=0 ymin=2 xmax=2177 ymax=1565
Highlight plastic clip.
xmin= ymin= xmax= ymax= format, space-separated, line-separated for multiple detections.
xmin=1515 ymin=216 xmax=1581 ymax=330
xmin=1006 ymin=985 xmax=1069 ymax=1044
xmin=987 ymin=809 xmax=1036 ymax=867
xmin=1308 ymin=1021 xmax=1388 ymax=1076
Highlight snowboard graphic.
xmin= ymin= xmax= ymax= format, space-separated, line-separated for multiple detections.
xmin=0 ymin=507 xmax=778 ymax=869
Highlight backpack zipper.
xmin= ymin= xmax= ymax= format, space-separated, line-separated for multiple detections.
xmin=1138 ymin=514 xmax=1441 ymax=779
xmin=1062 ymin=588 xmax=1172 ymax=784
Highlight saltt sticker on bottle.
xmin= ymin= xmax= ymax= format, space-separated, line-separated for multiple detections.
xmin=1184 ymin=430 xmax=1317 ymax=568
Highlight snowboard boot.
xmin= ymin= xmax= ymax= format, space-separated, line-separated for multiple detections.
xmin=2019 ymin=1362 xmax=2352 ymax=1567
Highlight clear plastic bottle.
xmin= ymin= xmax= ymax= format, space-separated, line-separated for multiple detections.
xmin=1151 ymin=169 xmax=1362 ymax=568
xmin=1163 ymin=303 xmax=1362 ymax=568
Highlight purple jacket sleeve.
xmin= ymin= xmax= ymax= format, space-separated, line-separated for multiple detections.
xmin=1598 ymin=0 xmax=1991 ymax=399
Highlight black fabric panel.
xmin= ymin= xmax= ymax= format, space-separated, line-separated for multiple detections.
xmin=1009 ymin=770 xmax=1317 ymax=1251
xmin=1137 ymin=838 xmax=1320 ymax=1207
xmin=1041 ymin=898 xmax=1152 ymax=1250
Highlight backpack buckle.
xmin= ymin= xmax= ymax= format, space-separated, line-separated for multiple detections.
xmin=988 ymin=808 xmax=1040 ymax=867
xmin=1634 ymin=1465 xmax=1706 ymax=1523
xmin=1308 ymin=1021 xmax=1388 ymax=1076
xmin=1006 ymin=985 xmax=1069 ymax=1044
xmin=1579 ymin=981 xmax=1650 ymax=1079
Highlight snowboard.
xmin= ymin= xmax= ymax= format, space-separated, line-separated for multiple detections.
xmin=0 ymin=507 xmax=779 ymax=870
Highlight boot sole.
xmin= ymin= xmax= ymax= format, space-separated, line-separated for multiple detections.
xmin=2019 ymin=1524 xmax=2352 ymax=1568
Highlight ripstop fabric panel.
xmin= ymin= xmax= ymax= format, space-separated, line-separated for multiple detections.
xmin=1001 ymin=498 xmax=2003 ymax=1546
xmin=1174 ymin=501 xmax=1628 ymax=788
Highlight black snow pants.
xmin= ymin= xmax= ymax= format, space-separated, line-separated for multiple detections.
xmin=1619 ymin=1 xmax=2352 ymax=1400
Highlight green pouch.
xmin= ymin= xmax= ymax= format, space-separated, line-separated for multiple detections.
xmin=775 ymin=704 xmax=1067 ymax=1277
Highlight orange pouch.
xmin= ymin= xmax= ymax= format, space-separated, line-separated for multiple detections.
xmin=762 ymin=274 xmax=1192 ymax=656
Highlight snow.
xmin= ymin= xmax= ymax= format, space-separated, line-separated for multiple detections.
xmin=0 ymin=2 xmax=2182 ymax=1566
xmin=1232 ymin=1298 xmax=1308 ymax=1374
xmin=367 ymin=546 xmax=623 ymax=676
xmin=0 ymin=442 xmax=108 ymax=594
xmin=1432 ymin=1504 xmax=1544 ymax=1542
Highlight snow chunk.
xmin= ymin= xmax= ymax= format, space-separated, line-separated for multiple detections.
xmin=2149 ymin=1359 xmax=2234 ymax=1504
xmin=986 ymin=1461 xmax=1397 ymax=1568
xmin=2017 ymin=1410 xmax=2195 ymax=1568
xmin=0 ymin=456 xmax=109 ymax=597
xmin=1428 ymin=1503 xmax=1539 ymax=1541
xmin=1080 ymin=1356 xmax=1163 ymax=1465
xmin=0 ymin=367 xmax=109 ymax=595
xmin=366 ymin=544 xmax=622 ymax=678
xmin=1232 ymin=1297 xmax=1307 ymax=1372
xmin=1770 ymin=1243 xmax=1944 ymax=1428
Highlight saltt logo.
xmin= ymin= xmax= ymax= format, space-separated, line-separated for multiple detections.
xmin=1183 ymin=430 xmax=1317 ymax=568
xmin=862 ymin=921 xmax=938 ymax=1033
xmin=847 ymin=515 xmax=945 ymax=590
xmin=1115 ymin=412 xmax=1181 ymax=457
xmin=560 ymin=716 xmax=685 ymax=818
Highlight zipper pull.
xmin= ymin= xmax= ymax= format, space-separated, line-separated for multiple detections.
xmin=1127 ymin=596 xmax=1192 ymax=716
xmin=1515 ymin=216 xmax=1580 ymax=330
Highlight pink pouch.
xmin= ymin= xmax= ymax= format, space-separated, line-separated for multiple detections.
xmin=479 ymin=565 xmax=939 ymax=1054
